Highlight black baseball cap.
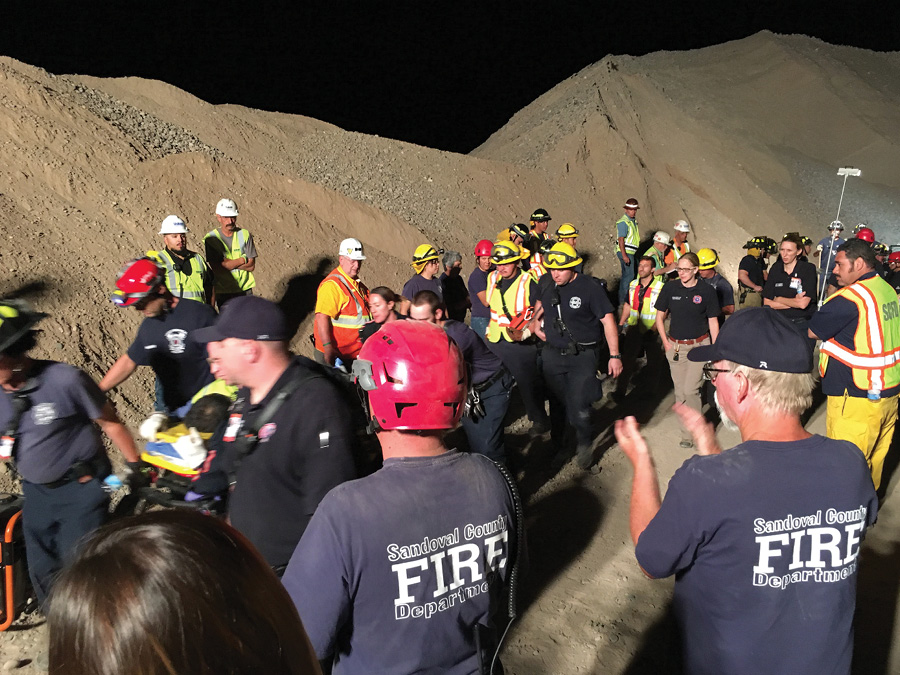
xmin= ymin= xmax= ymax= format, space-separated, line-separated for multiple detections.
xmin=194 ymin=296 xmax=289 ymax=343
xmin=688 ymin=307 xmax=813 ymax=373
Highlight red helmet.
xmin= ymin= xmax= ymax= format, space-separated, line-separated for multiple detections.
xmin=352 ymin=321 xmax=466 ymax=430
xmin=856 ymin=227 xmax=875 ymax=243
xmin=474 ymin=239 xmax=493 ymax=257
xmin=889 ymin=252 xmax=900 ymax=264
xmin=111 ymin=258 xmax=164 ymax=307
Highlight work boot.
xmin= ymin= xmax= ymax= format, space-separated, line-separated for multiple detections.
xmin=575 ymin=444 xmax=594 ymax=470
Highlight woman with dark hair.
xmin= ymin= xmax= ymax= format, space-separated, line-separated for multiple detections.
xmin=359 ymin=286 xmax=405 ymax=343
xmin=48 ymin=510 xmax=321 ymax=675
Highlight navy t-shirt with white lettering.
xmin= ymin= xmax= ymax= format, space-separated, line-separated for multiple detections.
xmin=636 ymin=435 xmax=877 ymax=675
xmin=0 ymin=361 xmax=107 ymax=484
xmin=127 ymin=299 xmax=216 ymax=410
xmin=282 ymin=450 xmax=517 ymax=675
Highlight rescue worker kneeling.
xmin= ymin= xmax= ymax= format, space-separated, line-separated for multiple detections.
xmin=532 ymin=243 xmax=622 ymax=469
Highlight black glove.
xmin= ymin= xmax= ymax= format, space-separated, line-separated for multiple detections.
xmin=125 ymin=461 xmax=150 ymax=491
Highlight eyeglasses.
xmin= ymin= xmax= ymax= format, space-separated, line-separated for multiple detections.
xmin=676 ymin=266 xmax=697 ymax=273
xmin=702 ymin=363 xmax=732 ymax=383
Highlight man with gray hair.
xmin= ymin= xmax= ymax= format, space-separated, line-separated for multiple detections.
xmin=617 ymin=307 xmax=877 ymax=675
xmin=439 ymin=250 xmax=470 ymax=322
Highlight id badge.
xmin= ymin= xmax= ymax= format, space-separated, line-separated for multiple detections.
xmin=223 ymin=414 xmax=243 ymax=443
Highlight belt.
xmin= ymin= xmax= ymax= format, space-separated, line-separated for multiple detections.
xmin=668 ymin=333 xmax=709 ymax=345
xmin=473 ymin=367 xmax=509 ymax=393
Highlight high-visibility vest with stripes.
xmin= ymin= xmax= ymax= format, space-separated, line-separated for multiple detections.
xmin=617 ymin=215 xmax=640 ymax=253
xmin=150 ymin=249 xmax=208 ymax=303
xmin=819 ymin=274 xmax=900 ymax=393
xmin=315 ymin=268 xmax=371 ymax=359
xmin=486 ymin=269 xmax=536 ymax=343
xmin=204 ymin=228 xmax=256 ymax=293
xmin=626 ymin=277 xmax=665 ymax=330
xmin=529 ymin=253 xmax=546 ymax=278
xmin=666 ymin=241 xmax=690 ymax=265
xmin=646 ymin=246 xmax=666 ymax=271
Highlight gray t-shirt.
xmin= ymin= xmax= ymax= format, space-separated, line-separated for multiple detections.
xmin=283 ymin=450 xmax=518 ymax=674
xmin=0 ymin=361 xmax=106 ymax=483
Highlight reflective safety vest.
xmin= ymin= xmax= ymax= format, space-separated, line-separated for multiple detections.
xmin=486 ymin=269 xmax=536 ymax=343
xmin=149 ymin=249 xmax=208 ymax=303
xmin=626 ymin=277 xmax=665 ymax=330
xmin=819 ymin=275 xmax=900 ymax=394
xmin=190 ymin=378 xmax=239 ymax=404
xmin=529 ymin=253 xmax=546 ymax=278
xmin=315 ymin=267 xmax=371 ymax=359
xmin=665 ymin=241 xmax=690 ymax=265
xmin=645 ymin=246 xmax=666 ymax=271
xmin=617 ymin=215 xmax=640 ymax=253
xmin=204 ymin=228 xmax=256 ymax=294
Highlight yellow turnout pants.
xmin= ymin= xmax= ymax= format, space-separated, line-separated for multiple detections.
xmin=826 ymin=391 xmax=899 ymax=491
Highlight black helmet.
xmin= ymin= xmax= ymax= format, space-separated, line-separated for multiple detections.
xmin=530 ymin=208 xmax=551 ymax=222
xmin=509 ymin=222 xmax=530 ymax=240
xmin=0 ymin=300 xmax=46 ymax=355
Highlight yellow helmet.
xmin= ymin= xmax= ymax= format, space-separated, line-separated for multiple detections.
xmin=490 ymin=241 xmax=522 ymax=265
xmin=556 ymin=223 xmax=579 ymax=238
xmin=543 ymin=242 xmax=583 ymax=270
xmin=411 ymin=244 xmax=440 ymax=268
xmin=697 ymin=248 xmax=719 ymax=270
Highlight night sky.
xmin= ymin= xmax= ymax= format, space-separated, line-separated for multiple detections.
xmin=4 ymin=4 xmax=899 ymax=153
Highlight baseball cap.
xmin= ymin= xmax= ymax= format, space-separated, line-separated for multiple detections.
xmin=193 ymin=296 xmax=288 ymax=343
xmin=159 ymin=215 xmax=188 ymax=235
xmin=215 ymin=198 xmax=239 ymax=217
xmin=688 ymin=307 xmax=812 ymax=373
xmin=338 ymin=238 xmax=366 ymax=261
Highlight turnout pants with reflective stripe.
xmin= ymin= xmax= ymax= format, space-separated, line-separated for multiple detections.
xmin=826 ymin=391 xmax=899 ymax=491
xmin=541 ymin=347 xmax=602 ymax=448
xmin=488 ymin=340 xmax=550 ymax=427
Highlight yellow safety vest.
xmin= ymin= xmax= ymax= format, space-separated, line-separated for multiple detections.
xmin=149 ymin=249 xmax=208 ymax=303
xmin=626 ymin=277 xmax=665 ymax=330
xmin=819 ymin=275 xmax=900 ymax=393
xmin=645 ymin=246 xmax=666 ymax=271
xmin=617 ymin=215 xmax=640 ymax=253
xmin=190 ymin=379 xmax=239 ymax=404
xmin=486 ymin=269 xmax=536 ymax=343
xmin=204 ymin=228 xmax=256 ymax=293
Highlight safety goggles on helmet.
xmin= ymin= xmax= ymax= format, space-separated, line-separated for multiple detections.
xmin=491 ymin=242 xmax=521 ymax=265
xmin=543 ymin=243 xmax=583 ymax=270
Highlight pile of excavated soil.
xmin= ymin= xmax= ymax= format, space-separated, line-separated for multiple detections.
xmin=1 ymin=30 xmax=900 ymax=673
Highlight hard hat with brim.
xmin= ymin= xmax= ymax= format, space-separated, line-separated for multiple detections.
xmin=490 ymin=241 xmax=521 ymax=265
xmin=688 ymin=307 xmax=813 ymax=373
xmin=674 ymin=220 xmax=691 ymax=233
xmin=159 ymin=215 xmax=188 ymax=235
xmin=0 ymin=301 xmax=46 ymax=354
xmin=543 ymin=243 xmax=583 ymax=270
xmin=215 ymin=198 xmax=239 ymax=217
xmin=339 ymin=238 xmax=366 ymax=260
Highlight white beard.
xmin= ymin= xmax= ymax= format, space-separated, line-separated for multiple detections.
xmin=714 ymin=390 xmax=739 ymax=432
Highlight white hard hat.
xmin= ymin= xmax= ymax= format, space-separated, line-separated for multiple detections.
xmin=159 ymin=215 xmax=188 ymax=235
xmin=653 ymin=231 xmax=672 ymax=245
xmin=215 ymin=198 xmax=239 ymax=217
xmin=673 ymin=220 xmax=691 ymax=233
xmin=339 ymin=238 xmax=366 ymax=261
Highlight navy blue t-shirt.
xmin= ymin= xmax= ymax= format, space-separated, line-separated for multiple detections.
xmin=738 ymin=255 xmax=765 ymax=288
xmin=636 ymin=435 xmax=877 ymax=675
xmin=654 ymin=280 xmax=721 ymax=339
xmin=536 ymin=273 xmax=614 ymax=349
xmin=0 ymin=362 xmax=107 ymax=483
xmin=443 ymin=320 xmax=503 ymax=385
xmin=808 ymin=272 xmax=900 ymax=398
xmin=467 ymin=267 xmax=491 ymax=319
xmin=127 ymin=299 xmax=216 ymax=410
xmin=282 ymin=450 xmax=517 ymax=675
xmin=402 ymin=275 xmax=443 ymax=303
xmin=816 ymin=236 xmax=845 ymax=272
xmin=702 ymin=272 xmax=735 ymax=310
